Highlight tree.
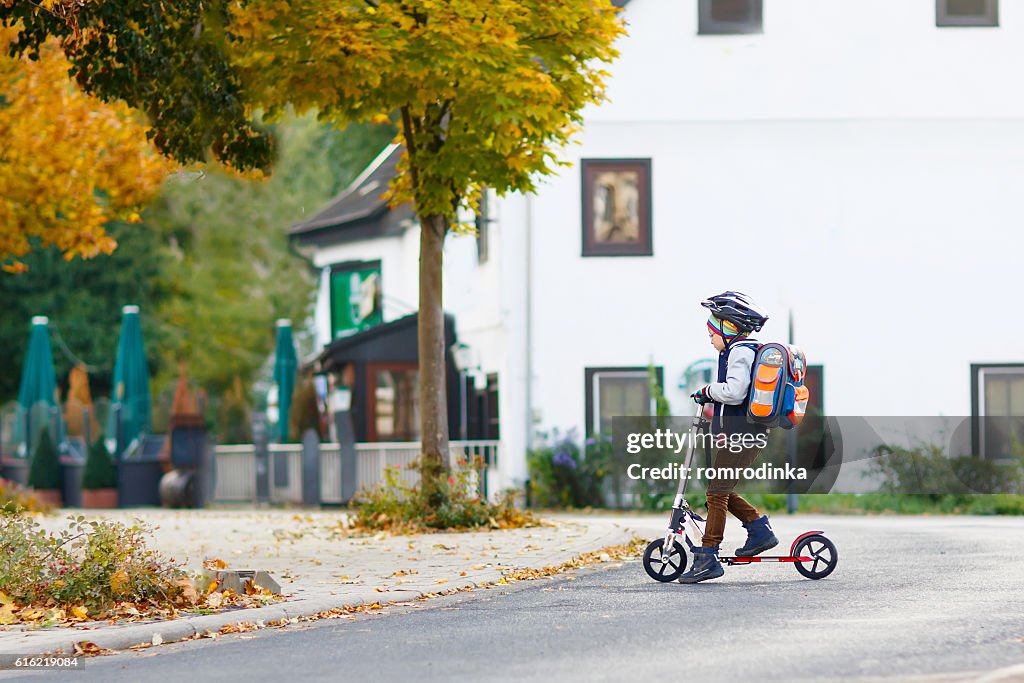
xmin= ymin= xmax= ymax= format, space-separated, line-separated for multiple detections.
xmin=2 ymin=0 xmax=625 ymax=505
xmin=0 ymin=218 xmax=169 ymax=404
xmin=82 ymin=434 xmax=117 ymax=490
xmin=0 ymin=25 xmax=170 ymax=272
xmin=146 ymin=112 xmax=395 ymax=398
xmin=1 ymin=1 xmax=272 ymax=170
xmin=229 ymin=1 xmax=625 ymax=501
xmin=27 ymin=428 xmax=61 ymax=491
xmin=0 ymin=111 xmax=389 ymax=413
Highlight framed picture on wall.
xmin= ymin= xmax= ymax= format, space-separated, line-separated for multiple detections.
xmin=581 ymin=158 xmax=652 ymax=257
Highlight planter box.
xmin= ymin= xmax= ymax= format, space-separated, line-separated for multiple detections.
xmin=61 ymin=460 xmax=83 ymax=508
xmin=0 ymin=460 xmax=28 ymax=486
xmin=117 ymin=460 xmax=164 ymax=507
xmin=82 ymin=488 xmax=118 ymax=509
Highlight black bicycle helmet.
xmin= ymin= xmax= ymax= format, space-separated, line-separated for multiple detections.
xmin=701 ymin=291 xmax=769 ymax=333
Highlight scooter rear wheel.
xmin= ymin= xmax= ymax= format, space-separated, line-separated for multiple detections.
xmin=793 ymin=534 xmax=838 ymax=580
xmin=643 ymin=538 xmax=688 ymax=582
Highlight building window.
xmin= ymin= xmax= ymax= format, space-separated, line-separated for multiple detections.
xmin=329 ymin=260 xmax=382 ymax=339
xmin=585 ymin=367 xmax=663 ymax=436
xmin=937 ymin=0 xmax=998 ymax=27
xmin=368 ymin=363 xmax=419 ymax=441
xmin=485 ymin=373 xmax=500 ymax=440
xmin=581 ymin=159 xmax=653 ymax=257
xmin=971 ymin=364 xmax=1024 ymax=459
xmin=698 ymin=0 xmax=763 ymax=35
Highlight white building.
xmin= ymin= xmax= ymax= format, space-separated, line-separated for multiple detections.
xmin=293 ymin=0 xmax=1024 ymax=494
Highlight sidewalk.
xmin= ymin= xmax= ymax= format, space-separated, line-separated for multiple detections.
xmin=0 ymin=509 xmax=637 ymax=657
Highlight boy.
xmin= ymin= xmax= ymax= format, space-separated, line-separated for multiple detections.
xmin=677 ymin=291 xmax=779 ymax=584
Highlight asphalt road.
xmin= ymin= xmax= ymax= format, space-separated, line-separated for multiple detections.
xmin=3 ymin=515 xmax=1023 ymax=683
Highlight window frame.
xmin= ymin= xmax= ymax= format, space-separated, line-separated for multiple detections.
xmin=585 ymin=366 xmax=664 ymax=437
xmin=936 ymin=0 xmax=998 ymax=27
xmin=485 ymin=373 xmax=500 ymax=440
xmin=970 ymin=363 xmax=1024 ymax=459
xmin=698 ymin=0 xmax=764 ymax=36
xmin=366 ymin=361 xmax=419 ymax=442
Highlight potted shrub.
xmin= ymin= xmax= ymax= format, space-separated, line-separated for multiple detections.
xmin=27 ymin=429 xmax=62 ymax=507
xmin=82 ymin=436 xmax=118 ymax=508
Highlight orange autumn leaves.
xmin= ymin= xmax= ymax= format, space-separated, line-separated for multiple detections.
xmin=0 ymin=25 xmax=171 ymax=272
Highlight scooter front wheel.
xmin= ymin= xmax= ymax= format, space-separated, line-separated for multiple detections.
xmin=793 ymin=534 xmax=838 ymax=580
xmin=643 ymin=538 xmax=688 ymax=582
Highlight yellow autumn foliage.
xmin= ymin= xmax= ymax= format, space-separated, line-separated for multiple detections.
xmin=0 ymin=24 xmax=171 ymax=272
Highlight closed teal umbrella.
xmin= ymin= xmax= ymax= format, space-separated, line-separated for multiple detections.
xmin=274 ymin=319 xmax=297 ymax=442
xmin=16 ymin=316 xmax=59 ymax=458
xmin=108 ymin=305 xmax=152 ymax=452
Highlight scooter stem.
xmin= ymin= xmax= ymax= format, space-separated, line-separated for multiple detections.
xmin=672 ymin=402 xmax=707 ymax=507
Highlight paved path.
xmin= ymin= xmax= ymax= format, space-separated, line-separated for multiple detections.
xmin=3 ymin=514 xmax=1023 ymax=682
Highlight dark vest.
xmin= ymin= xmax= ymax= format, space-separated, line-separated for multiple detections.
xmin=712 ymin=339 xmax=768 ymax=437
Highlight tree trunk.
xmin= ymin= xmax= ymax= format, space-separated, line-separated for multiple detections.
xmin=418 ymin=212 xmax=449 ymax=505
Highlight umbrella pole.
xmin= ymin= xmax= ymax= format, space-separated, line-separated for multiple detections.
xmin=24 ymin=409 xmax=31 ymax=460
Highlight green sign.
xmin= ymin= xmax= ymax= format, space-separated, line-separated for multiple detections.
xmin=330 ymin=264 xmax=382 ymax=338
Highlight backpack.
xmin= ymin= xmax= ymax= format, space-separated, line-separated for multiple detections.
xmin=746 ymin=343 xmax=809 ymax=430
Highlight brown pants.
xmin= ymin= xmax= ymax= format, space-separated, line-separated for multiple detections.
xmin=702 ymin=445 xmax=763 ymax=548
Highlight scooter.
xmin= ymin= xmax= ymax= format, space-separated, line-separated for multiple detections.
xmin=641 ymin=403 xmax=838 ymax=582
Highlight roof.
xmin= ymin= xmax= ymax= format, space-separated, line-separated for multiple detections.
xmin=317 ymin=312 xmax=458 ymax=371
xmin=290 ymin=144 xmax=404 ymax=236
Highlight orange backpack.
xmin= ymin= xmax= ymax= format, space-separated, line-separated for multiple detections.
xmin=746 ymin=343 xmax=809 ymax=430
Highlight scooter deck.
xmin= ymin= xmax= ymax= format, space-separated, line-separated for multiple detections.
xmin=722 ymin=556 xmax=813 ymax=564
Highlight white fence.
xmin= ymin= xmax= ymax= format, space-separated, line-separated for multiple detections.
xmin=212 ymin=440 xmax=500 ymax=505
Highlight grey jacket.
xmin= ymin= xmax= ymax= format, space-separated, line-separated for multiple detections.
xmin=706 ymin=343 xmax=756 ymax=406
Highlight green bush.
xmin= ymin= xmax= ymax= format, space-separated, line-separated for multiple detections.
xmin=27 ymin=429 xmax=61 ymax=490
xmin=353 ymin=458 xmax=534 ymax=532
xmin=872 ymin=442 xmax=1024 ymax=496
xmin=779 ymin=493 xmax=1024 ymax=516
xmin=217 ymin=377 xmax=252 ymax=444
xmin=82 ymin=436 xmax=118 ymax=490
xmin=0 ymin=515 xmax=189 ymax=615
xmin=527 ymin=429 xmax=606 ymax=508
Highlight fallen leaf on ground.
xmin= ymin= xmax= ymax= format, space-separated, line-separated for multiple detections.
xmin=18 ymin=607 xmax=46 ymax=621
xmin=109 ymin=570 xmax=129 ymax=592
xmin=74 ymin=641 xmax=110 ymax=656
xmin=174 ymin=578 xmax=198 ymax=605
xmin=388 ymin=570 xmax=418 ymax=578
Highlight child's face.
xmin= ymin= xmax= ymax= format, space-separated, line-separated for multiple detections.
xmin=709 ymin=329 xmax=726 ymax=352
